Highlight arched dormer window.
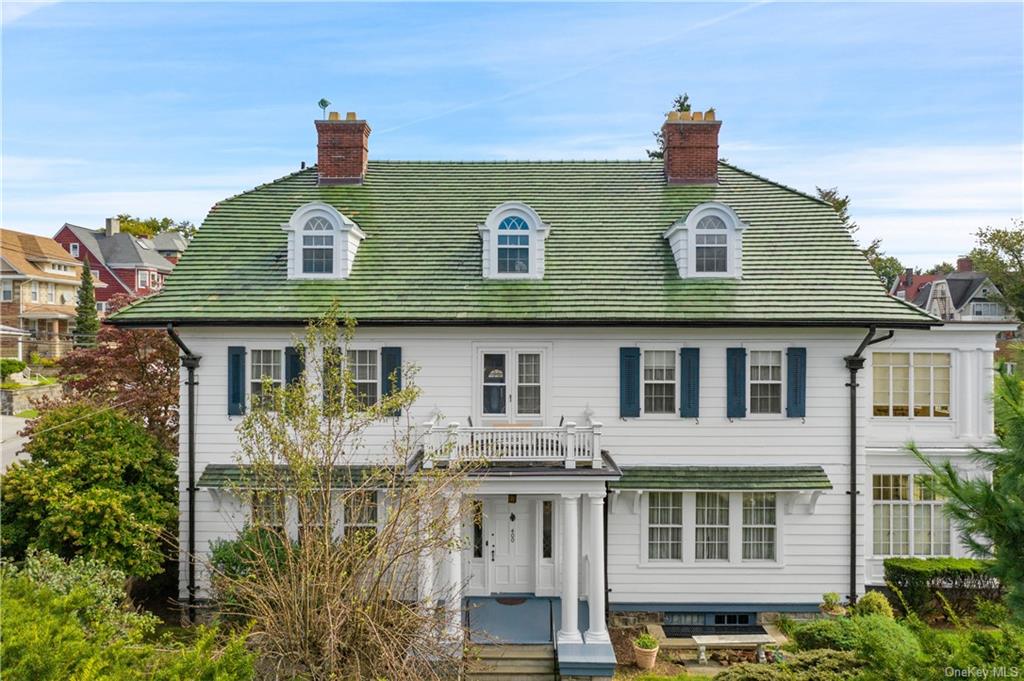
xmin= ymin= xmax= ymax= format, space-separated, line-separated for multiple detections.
xmin=281 ymin=202 xmax=366 ymax=280
xmin=663 ymin=202 xmax=748 ymax=279
xmin=478 ymin=202 xmax=550 ymax=279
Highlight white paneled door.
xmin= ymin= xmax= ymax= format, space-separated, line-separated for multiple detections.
xmin=488 ymin=497 xmax=535 ymax=593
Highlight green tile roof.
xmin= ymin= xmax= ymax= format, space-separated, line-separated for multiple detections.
xmin=111 ymin=161 xmax=934 ymax=326
xmin=197 ymin=464 xmax=381 ymax=489
xmin=609 ymin=465 xmax=832 ymax=491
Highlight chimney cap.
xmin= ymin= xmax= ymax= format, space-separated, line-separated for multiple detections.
xmin=328 ymin=111 xmax=340 ymax=121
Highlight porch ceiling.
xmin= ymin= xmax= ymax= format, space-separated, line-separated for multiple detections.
xmin=609 ymin=465 xmax=832 ymax=491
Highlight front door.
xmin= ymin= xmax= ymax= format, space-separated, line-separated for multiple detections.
xmin=488 ymin=496 xmax=535 ymax=593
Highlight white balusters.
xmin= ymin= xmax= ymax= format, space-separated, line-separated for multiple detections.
xmin=423 ymin=420 xmax=600 ymax=467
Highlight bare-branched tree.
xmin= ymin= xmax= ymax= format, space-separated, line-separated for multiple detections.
xmin=207 ymin=311 xmax=478 ymax=680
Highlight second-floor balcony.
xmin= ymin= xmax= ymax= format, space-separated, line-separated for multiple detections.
xmin=422 ymin=418 xmax=605 ymax=469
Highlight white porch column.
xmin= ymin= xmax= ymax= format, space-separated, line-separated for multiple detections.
xmin=585 ymin=492 xmax=609 ymax=643
xmin=445 ymin=494 xmax=463 ymax=644
xmin=557 ymin=493 xmax=583 ymax=645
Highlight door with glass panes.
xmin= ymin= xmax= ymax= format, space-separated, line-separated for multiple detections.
xmin=479 ymin=349 xmax=544 ymax=425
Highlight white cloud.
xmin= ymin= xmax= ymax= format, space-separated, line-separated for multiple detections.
xmin=732 ymin=143 xmax=1024 ymax=268
xmin=1 ymin=1 xmax=58 ymax=26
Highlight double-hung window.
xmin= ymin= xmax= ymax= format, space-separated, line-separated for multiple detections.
xmin=1 ymin=280 xmax=12 ymax=302
xmin=69 ymin=242 xmax=80 ymax=257
xmin=252 ymin=491 xmax=286 ymax=535
xmin=873 ymin=474 xmax=950 ymax=556
xmin=648 ymin=492 xmax=683 ymax=560
xmin=972 ymin=301 xmax=1004 ymax=317
xmin=695 ymin=492 xmax=730 ymax=560
xmin=347 ymin=349 xmax=379 ymax=408
xmin=47 ymin=283 xmax=55 ymax=303
xmin=742 ymin=493 xmax=776 ymax=560
xmin=873 ymin=352 xmax=950 ymax=417
xmin=343 ymin=490 xmax=378 ymax=541
xmin=694 ymin=215 xmax=729 ymax=273
xmin=643 ymin=350 xmax=676 ymax=414
xmin=749 ymin=350 xmax=783 ymax=415
xmin=496 ymin=215 xmax=530 ymax=274
xmin=250 ymin=349 xmax=282 ymax=409
xmin=302 ymin=216 xmax=335 ymax=274
xmin=137 ymin=271 xmax=149 ymax=288
xmin=30 ymin=281 xmax=39 ymax=302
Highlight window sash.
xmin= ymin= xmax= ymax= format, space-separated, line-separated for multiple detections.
xmin=643 ymin=350 xmax=676 ymax=414
xmin=302 ymin=233 xmax=335 ymax=274
xmin=648 ymin=492 xmax=683 ymax=560
xmin=873 ymin=352 xmax=950 ymax=418
xmin=30 ymin=281 xmax=38 ymax=302
xmin=346 ymin=349 xmax=379 ymax=407
xmin=497 ymin=216 xmax=530 ymax=274
xmin=1 ymin=280 xmax=12 ymax=302
xmin=70 ymin=243 xmax=80 ymax=257
xmin=250 ymin=349 xmax=283 ymax=408
xmin=343 ymin=491 xmax=378 ymax=540
xmin=872 ymin=474 xmax=950 ymax=556
xmin=742 ymin=492 xmax=776 ymax=560
xmin=695 ymin=492 xmax=729 ymax=560
xmin=516 ymin=352 xmax=542 ymax=416
xmin=749 ymin=350 xmax=783 ymax=415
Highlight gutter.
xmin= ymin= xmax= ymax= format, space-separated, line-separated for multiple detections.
xmin=166 ymin=323 xmax=201 ymax=623
xmin=843 ymin=326 xmax=894 ymax=604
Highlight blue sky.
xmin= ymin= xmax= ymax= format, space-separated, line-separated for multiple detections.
xmin=3 ymin=1 xmax=1021 ymax=268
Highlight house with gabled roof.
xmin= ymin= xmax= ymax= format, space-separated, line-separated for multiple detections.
xmin=110 ymin=108 xmax=1013 ymax=677
xmin=1 ymin=227 xmax=103 ymax=358
xmin=54 ymin=218 xmax=175 ymax=313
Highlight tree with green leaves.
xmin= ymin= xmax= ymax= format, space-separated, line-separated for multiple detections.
xmin=970 ymin=218 xmax=1024 ymax=322
xmin=816 ymin=186 xmax=859 ymax=235
xmin=926 ymin=262 xmax=955 ymax=275
xmin=73 ymin=260 xmax=100 ymax=348
xmin=646 ymin=93 xmax=692 ymax=160
xmin=116 ymin=214 xmax=197 ymax=240
xmin=1 ymin=403 xmax=177 ymax=578
xmin=912 ymin=370 xmax=1024 ymax=620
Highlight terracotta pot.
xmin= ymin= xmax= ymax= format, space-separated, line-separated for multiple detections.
xmin=633 ymin=643 xmax=659 ymax=670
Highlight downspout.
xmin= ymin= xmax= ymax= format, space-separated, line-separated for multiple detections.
xmin=843 ymin=326 xmax=893 ymax=604
xmin=167 ymin=324 xmax=201 ymax=623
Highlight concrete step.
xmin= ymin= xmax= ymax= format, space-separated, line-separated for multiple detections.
xmin=466 ymin=644 xmax=556 ymax=681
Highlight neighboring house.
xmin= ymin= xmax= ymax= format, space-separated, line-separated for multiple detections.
xmin=110 ymin=110 xmax=1012 ymax=675
xmin=140 ymin=231 xmax=189 ymax=264
xmin=0 ymin=227 xmax=93 ymax=358
xmin=54 ymin=218 xmax=175 ymax=314
xmin=893 ymin=257 xmax=1016 ymax=322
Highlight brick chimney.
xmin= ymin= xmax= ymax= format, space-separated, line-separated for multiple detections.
xmin=105 ymin=217 xmax=120 ymax=236
xmin=661 ymin=108 xmax=722 ymax=185
xmin=956 ymin=256 xmax=973 ymax=272
xmin=315 ymin=111 xmax=371 ymax=185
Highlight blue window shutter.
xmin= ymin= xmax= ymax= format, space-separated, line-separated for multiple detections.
xmin=228 ymin=346 xmax=246 ymax=416
xmin=285 ymin=346 xmax=303 ymax=385
xmin=786 ymin=347 xmax=807 ymax=418
xmin=679 ymin=348 xmax=700 ymax=418
xmin=726 ymin=347 xmax=747 ymax=418
xmin=381 ymin=347 xmax=402 ymax=416
xmin=619 ymin=347 xmax=641 ymax=418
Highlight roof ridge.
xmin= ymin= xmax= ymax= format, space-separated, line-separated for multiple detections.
xmin=213 ymin=166 xmax=315 ymax=206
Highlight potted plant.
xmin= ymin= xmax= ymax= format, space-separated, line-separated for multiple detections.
xmin=819 ymin=591 xmax=847 ymax=617
xmin=633 ymin=631 xmax=660 ymax=670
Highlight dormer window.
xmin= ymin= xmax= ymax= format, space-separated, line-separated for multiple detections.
xmin=282 ymin=202 xmax=365 ymax=280
xmin=302 ymin=216 xmax=334 ymax=274
xmin=663 ymin=202 xmax=748 ymax=279
xmin=479 ymin=202 xmax=550 ymax=280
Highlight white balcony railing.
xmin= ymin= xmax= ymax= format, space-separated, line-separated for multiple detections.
xmin=422 ymin=420 xmax=603 ymax=469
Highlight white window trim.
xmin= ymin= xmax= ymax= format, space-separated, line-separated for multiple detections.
xmin=746 ymin=346 xmax=787 ymax=419
xmin=870 ymin=471 xmax=953 ymax=559
xmin=249 ymin=348 xmax=284 ymax=408
xmin=69 ymin=242 xmax=80 ymax=257
xmin=281 ymin=201 xmax=365 ymax=280
xmin=472 ymin=343 xmax=551 ymax=425
xmin=30 ymin=281 xmax=38 ymax=302
xmin=346 ymin=347 xmax=381 ymax=408
xmin=870 ymin=350 xmax=954 ymax=421
xmin=137 ymin=270 xmax=149 ymax=288
xmin=638 ymin=491 xmax=784 ymax=568
xmin=478 ymin=201 xmax=551 ymax=280
xmin=639 ymin=347 xmax=678 ymax=418
xmin=663 ymin=201 xmax=748 ymax=279
xmin=2 ymin=279 xmax=14 ymax=302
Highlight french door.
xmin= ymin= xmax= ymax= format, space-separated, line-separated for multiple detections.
xmin=479 ymin=349 xmax=544 ymax=425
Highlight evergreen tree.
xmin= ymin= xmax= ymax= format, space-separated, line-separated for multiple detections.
xmin=74 ymin=261 xmax=99 ymax=348
xmin=646 ymin=93 xmax=692 ymax=160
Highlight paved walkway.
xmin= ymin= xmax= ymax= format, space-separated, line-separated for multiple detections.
xmin=1 ymin=416 xmax=29 ymax=471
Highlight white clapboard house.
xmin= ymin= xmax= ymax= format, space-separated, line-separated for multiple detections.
xmin=110 ymin=108 xmax=1012 ymax=678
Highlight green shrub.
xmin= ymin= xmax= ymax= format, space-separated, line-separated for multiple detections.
xmin=0 ymin=564 xmax=254 ymax=680
xmin=634 ymin=631 xmax=659 ymax=649
xmin=1 ymin=358 xmax=26 ymax=379
xmin=852 ymin=614 xmax=922 ymax=680
xmin=884 ymin=557 xmax=1000 ymax=616
xmin=793 ymin=617 xmax=859 ymax=651
xmin=852 ymin=590 xmax=894 ymax=619
xmin=782 ymin=649 xmax=865 ymax=680
xmin=714 ymin=663 xmax=788 ymax=681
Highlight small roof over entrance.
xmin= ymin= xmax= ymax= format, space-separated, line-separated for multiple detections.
xmin=609 ymin=465 xmax=832 ymax=491
xmin=197 ymin=463 xmax=386 ymax=489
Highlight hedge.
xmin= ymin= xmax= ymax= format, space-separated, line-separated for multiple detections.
xmin=1 ymin=358 xmax=27 ymax=379
xmin=884 ymin=557 xmax=1001 ymax=616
